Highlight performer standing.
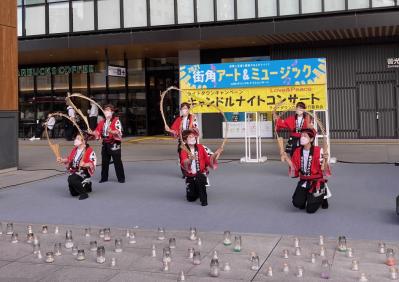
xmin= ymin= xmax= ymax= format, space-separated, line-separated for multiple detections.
xmin=165 ymin=102 xmax=198 ymax=177
xmin=57 ymin=133 xmax=96 ymax=200
xmin=93 ymin=104 xmax=125 ymax=183
xmin=180 ymin=129 xmax=222 ymax=206
xmin=274 ymin=102 xmax=312 ymax=156
xmin=286 ymin=128 xmax=330 ymax=214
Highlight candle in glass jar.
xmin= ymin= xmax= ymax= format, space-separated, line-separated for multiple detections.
xmin=210 ymin=258 xmax=220 ymax=277
xmin=212 ymin=250 xmax=218 ymax=260
xmin=337 ymin=236 xmax=347 ymax=252
xmin=346 ymin=247 xmax=354 ymax=258
xmin=84 ymin=228 xmax=91 ymax=238
xmin=114 ymin=239 xmax=123 ymax=253
xmin=379 ymin=242 xmax=386 ymax=254
xmin=320 ymin=246 xmax=326 ymax=257
xmin=295 ymin=247 xmax=302 ymax=256
xmin=111 ymin=257 xmax=116 ymax=267
xmin=359 ymin=272 xmax=368 ymax=282
xmin=177 ymin=271 xmax=185 ymax=281
xmin=193 ymin=251 xmax=201 ymax=265
xmin=129 ymin=233 xmax=136 ymax=244
xmin=26 ymin=233 xmax=34 ymax=243
xmin=197 ymin=237 xmax=202 ymax=246
xmin=189 ymin=227 xmax=197 ymax=241
xmin=283 ymin=249 xmax=289 ymax=259
xmin=223 ymin=262 xmax=231 ymax=272
xmin=54 ymin=226 xmax=59 ymax=234
xmin=390 ymin=267 xmax=399 ymax=280
xmin=163 ymin=247 xmax=172 ymax=263
xmin=251 ymin=255 xmax=260 ymax=271
xmin=45 ymin=251 xmax=55 ymax=263
xmin=352 ymin=260 xmax=359 ymax=271
xmin=96 ymin=246 xmax=106 ymax=264
xmin=72 ymin=246 xmax=78 ymax=256
xmin=311 ymin=253 xmax=317 ymax=264
xmin=169 ymin=238 xmax=176 ymax=249
xmin=90 ymin=241 xmax=97 ymax=251
xmin=187 ymin=248 xmax=194 ymax=259
xmin=41 ymin=225 xmax=48 ymax=234
xmin=162 ymin=260 xmax=170 ymax=272
xmin=6 ymin=223 xmax=13 ymax=235
xmin=283 ymin=262 xmax=289 ymax=273
xmin=54 ymin=243 xmax=62 ymax=256
xmin=294 ymin=237 xmax=300 ymax=248
xmin=223 ymin=231 xmax=232 ymax=246
xmin=296 ymin=266 xmax=304 ymax=278
xmin=11 ymin=232 xmax=18 ymax=243
xmin=233 ymin=236 xmax=242 ymax=252
xmin=266 ymin=266 xmax=273 ymax=277
xmin=386 ymin=249 xmax=397 ymax=266
xmin=320 ymin=259 xmax=331 ymax=279
xmin=157 ymin=227 xmax=165 ymax=240
xmin=103 ymin=228 xmax=111 ymax=241
xmin=36 ymin=250 xmax=43 ymax=259
xmin=76 ymin=249 xmax=86 ymax=261
xmin=151 ymin=244 xmax=157 ymax=257
xmin=99 ymin=229 xmax=105 ymax=238
xmin=319 ymin=235 xmax=325 ymax=246
xmin=65 ymin=230 xmax=74 ymax=249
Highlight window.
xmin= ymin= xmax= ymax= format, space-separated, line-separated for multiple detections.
xmin=17 ymin=7 xmax=22 ymax=36
xmin=301 ymin=0 xmax=322 ymax=13
xmin=237 ymin=0 xmax=255 ymax=19
xmin=53 ymin=75 xmax=69 ymax=91
xmin=124 ymin=0 xmax=147 ymax=27
xmin=98 ymin=0 xmax=120 ymax=30
xmin=49 ymin=2 xmax=70 ymax=33
xmin=217 ymin=0 xmax=234 ymax=21
xmin=177 ymin=0 xmax=194 ymax=24
xmin=72 ymin=0 xmax=95 ymax=32
xmin=372 ymin=0 xmax=395 ymax=7
xmin=258 ymin=0 xmax=277 ymax=17
xmin=348 ymin=0 xmax=370 ymax=9
xmin=25 ymin=5 xmax=46 ymax=35
xmin=279 ymin=0 xmax=299 ymax=15
xmin=25 ymin=0 xmax=45 ymax=4
xmin=197 ymin=0 xmax=214 ymax=22
xmin=150 ymin=0 xmax=175 ymax=26
xmin=324 ymin=0 xmax=345 ymax=11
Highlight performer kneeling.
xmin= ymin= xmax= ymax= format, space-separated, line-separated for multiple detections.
xmin=180 ymin=129 xmax=222 ymax=206
xmin=93 ymin=104 xmax=125 ymax=183
xmin=286 ymin=128 xmax=331 ymax=213
xmin=58 ymin=133 xmax=96 ymax=200
xmin=274 ymin=102 xmax=312 ymax=156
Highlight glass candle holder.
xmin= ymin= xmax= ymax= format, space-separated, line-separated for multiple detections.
xmin=223 ymin=231 xmax=232 ymax=246
xmin=210 ymin=258 xmax=220 ymax=277
xmin=125 ymin=229 xmax=130 ymax=238
xmin=359 ymin=272 xmax=368 ymax=282
xmin=99 ymin=229 xmax=105 ymax=238
xmin=250 ymin=252 xmax=257 ymax=261
xmin=65 ymin=230 xmax=73 ymax=249
xmin=282 ymin=262 xmax=289 ymax=273
xmin=346 ymin=247 xmax=354 ymax=258
xmin=320 ymin=246 xmax=326 ymax=257
xmin=26 ymin=233 xmax=34 ymax=244
xmin=296 ymin=266 xmax=304 ymax=278
xmin=294 ymin=237 xmax=300 ymax=248
xmin=337 ymin=236 xmax=347 ymax=252
xmin=266 ymin=266 xmax=273 ymax=277
xmin=54 ymin=226 xmax=59 ymax=234
xmin=11 ymin=232 xmax=18 ymax=243
xmin=33 ymin=235 xmax=39 ymax=246
xmin=390 ymin=267 xmax=399 ymax=280
xmin=187 ymin=248 xmax=195 ymax=259
xmin=193 ymin=251 xmax=201 ymax=265
xmin=189 ymin=227 xmax=197 ymax=241
xmin=27 ymin=225 xmax=33 ymax=235
xmin=251 ymin=255 xmax=260 ymax=271
xmin=320 ymin=259 xmax=331 ymax=279
xmin=76 ymin=249 xmax=86 ymax=261
xmin=223 ymin=262 xmax=231 ymax=272
xmin=386 ymin=249 xmax=397 ymax=266
xmin=103 ymin=228 xmax=111 ymax=242
xmin=352 ymin=259 xmax=359 ymax=271
xmin=0 ymin=222 xmax=3 ymax=235
xmin=162 ymin=260 xmax=170 ymax=272
xmin=151 ymin=244 xmax=157 ymax=257
xmin=168 ymin=238 xmax=176 ymax=249
xmin=45 ymin=251 xmax=55 ymax=263
xmin=163 ymin=247 xmax=172 ymax=263
xmin=212 ymin=250 xmax=219 ymax=260
xmin=111 ymin=257 xmax=116 ymax=267
xmin=90 ymin=241 xmax=97 ymax=251
xmin=177 ymin=271 xmax=186 ymax=282
xmin=157 ymin=227 xmax=165 ymax=240
xmin=197 ymin=237 xmax=202 ymax=246
xmin=379 ymin=242 xmax=386 ymax=254
xmin=114 ymin=239 xmax=123 ymax=253
xmin=36 ymin=250 xmax=43 ymax=259
xmin=54 ymin=243 xmax=62 ymax=256
xmin=319 ymin=235 xmax=325 ymax=246
xmin=71 ymin=246 xmax=78 ymax=256
xmin=282 ymin=249 xmax=289 ymax=259
xmin=311 ymin=253 xmax=317 ymax=264
xmin=233 ymin=236 xmax=242 ymax=252
xmin=129 ymin=233 xmax=136 ymax=244
xmin=41 ymin=225 xmax=48 ymax=234
xmin=295 ymin=247 xmax=302 ymax=256
xmin=33 ymin=242 xmax=40 ymax=255
xmin=96 ymin=246 xmax=106 ymax=264
xmin=84 ymin=228 xmax=91 ymax=238
xmin=6 ymin=223 xmax=13 ymax=235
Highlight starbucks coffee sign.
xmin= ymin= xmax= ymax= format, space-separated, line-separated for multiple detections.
xmin=19 ymin=65 xmax=96 ymax=77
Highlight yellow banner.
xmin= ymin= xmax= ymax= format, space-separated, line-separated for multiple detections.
xmin=181 ymin=85 xmax=327 ymax=113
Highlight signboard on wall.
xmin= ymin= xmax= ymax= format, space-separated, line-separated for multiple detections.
xmin=18 ymin=65 xmax=95 ymax=77
xmin=179 ymin=58 xmax=328 ymax=113
xmin=223 ymin=121 xmax=273 ymax=138
xmin=108 ymin=65 xmax=127 ymax=77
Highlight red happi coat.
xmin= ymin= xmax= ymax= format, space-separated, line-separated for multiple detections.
xmin=67 ymin=146 xmax=96 ymax=176
xmin=276 ymin=114 xmax=311 ymax=138
xmin=94 ymin=117 xmax=122 ymax=143
xmin=290 ymin=146 xmax=329 ymax=192
xmin=180 ymin=144 xmax=217 ymax=177
xmin=170 ymin=114 xmax=197 ymax=138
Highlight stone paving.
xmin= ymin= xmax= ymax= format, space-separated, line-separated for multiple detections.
xmin=0 ymin=222 xmax=397 ymax=281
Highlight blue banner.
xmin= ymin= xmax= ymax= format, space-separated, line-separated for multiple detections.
xmin=180 ymin=58 xmax=326 ymax=89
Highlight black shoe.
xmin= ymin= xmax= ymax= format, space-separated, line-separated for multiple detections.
xmin=79 ymin=194 xmax=89 ymax=200
xmin=99 ymin=179 xmax=108 ymax=183
xmin=118 ymin=179 xmax=125 ymax=183
xmin=201 ymin=202 xmax=208 ymax=206
xmin=321 ymin=199 xmax=329 ymax=209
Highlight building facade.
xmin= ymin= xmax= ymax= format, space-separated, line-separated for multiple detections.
xmin=18 ymin=0 xmax=399 ymax=139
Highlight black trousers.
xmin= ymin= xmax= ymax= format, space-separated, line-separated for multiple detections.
xmin=285 ymin=136 xmax=300 ymax=157
xmin=292 ymin=182 xmax=325 ymax=214
xmin=101 ymin=142 xmax=125 ymax=182
xmin=89 ymin=116 xmax=98 ymax=131
xmin=68 ymin=174 xmax=92 ymax=197
xmin=186 ymin=174 xmax=207 ymax=205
